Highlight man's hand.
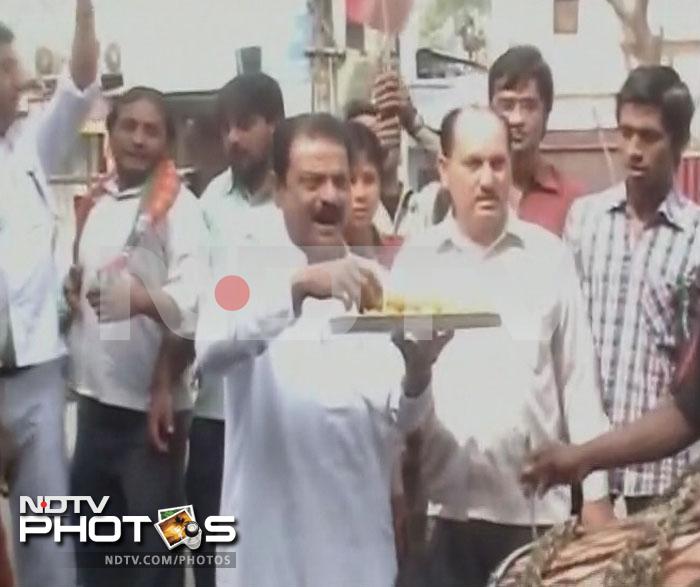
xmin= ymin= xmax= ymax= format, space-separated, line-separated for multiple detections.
xmin=63 ymin=264 xmax=84 ymax=320
xmin=372 ymin=72 xmax=418 ymax=132
xmin=376 ymin=115 xmax=402 ymax=152
xmin=148 ymin=386 xmax=174 ymax=454
xmin=520 ymin=442 xmax=591 ymax=496
xmin=147 ymin=334 xmax=192 ymax=454
xmin=86 ymin=272 xmax=149 ymax=323
xmin=581 ymin=498 xmax=616 ymax=530
xmin=291 ymin=257 xmax=383 ymax=314
xmin=392 ymin=329 xmax=454 ymax=397
xmin=71 ymin=0 xmax=99 ymax=90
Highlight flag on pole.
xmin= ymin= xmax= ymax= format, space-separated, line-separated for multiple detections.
xmin=346 ymin=0 xmax=414 ymax=35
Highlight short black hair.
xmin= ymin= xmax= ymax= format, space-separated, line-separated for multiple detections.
xmin=344 ymin=99 xmax=378 ymax=121
xmin=106 ymin=86 xmax=176 ymax=144
xmin=616 ymin=65 xmax=695 ymax=163
xmin=273 ymin=113 xmax=354 ymax=184
xmin=488 ymin=45 xmax=554 ymax=115
xmin=440 ymin=107 xmax=510 ymax=158
xmin=0 ymin=22 xmax=14 ymax=46
xmin=217 ymin=73 xmax=285 ymax=128
xmin=346 ymin=120 xmax=384 ymax=176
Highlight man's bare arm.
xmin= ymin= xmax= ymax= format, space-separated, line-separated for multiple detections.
xmin=70 ymin=0 xmax=99 ymax=90
xmin=522 ymin=401 xmax=697 ymax=492
xmin=148 ymin=331 xmax=194 ymax=453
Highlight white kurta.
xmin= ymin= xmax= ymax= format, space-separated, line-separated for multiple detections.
xmin=0 ymin=74 xmax=99 ymax=367
xmin=196 ymin=243 xmax=431 ymax=587
xmin=69 ymin=181 xmax=208 ymax=412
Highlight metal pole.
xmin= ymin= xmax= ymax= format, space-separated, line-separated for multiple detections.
xmin=308 ymin=0 xmax=344 ymax=113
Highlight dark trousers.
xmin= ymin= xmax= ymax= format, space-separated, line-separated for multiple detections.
xmin=186 ymin=417 xmax=225 ymax=587
xmin=71 ymin=396 xmax=190 ymax=587
xmin=424 ymin=517 xmax=550 ymax=587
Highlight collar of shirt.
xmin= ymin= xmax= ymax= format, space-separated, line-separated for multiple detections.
xmin=530 ymin=159 xmax=561 ymax=195
xmin=606 ymin=183 xmax=688 ymax=232
xmin=228 ymin=169 xmax=274 ymax=206
xmin=436 ymin=212 xmax=526 ymax=257
xmin=103 ymin=178 xmax=144 ymax=201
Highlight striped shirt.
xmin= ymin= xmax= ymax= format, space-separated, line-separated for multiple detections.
xmin=564 ymin=183 xmax=700 ymax=496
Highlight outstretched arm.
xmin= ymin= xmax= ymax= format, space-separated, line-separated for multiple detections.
xmin=522 ymin=400 xmax=697 ymax=493
xmin=36 ymin=0 xmax=100 ymax=174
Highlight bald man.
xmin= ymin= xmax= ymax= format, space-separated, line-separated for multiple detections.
xmin=390 ymin=107 xmax=614 ymax=586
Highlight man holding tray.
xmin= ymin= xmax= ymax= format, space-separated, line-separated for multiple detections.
xmin=195 ymin=113 xmax=453 ymax=587
xmin=389 ymin=106 xmax=615 ymax=586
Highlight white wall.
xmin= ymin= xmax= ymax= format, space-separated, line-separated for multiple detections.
xmin=489 ymin=0 xmax=700 ymax=96
xmin=487 ymin=0 xmax=700 ymax=135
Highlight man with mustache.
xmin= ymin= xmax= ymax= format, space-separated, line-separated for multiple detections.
xmin=563 ymin=66 xmax=700 ymax=515
xmin=189 ymin=72 xmax=285 ymax=587
xmin=195 ymin=113 xmax=453 ymax=587
xmin=0 ymin=3 xmax=98 ymax=586
xmin=389 ymin=106 xmax=613 ymax=586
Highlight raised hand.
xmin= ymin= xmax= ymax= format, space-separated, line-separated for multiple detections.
xmin=372 ymin=71 xmax=417 ymax=131
xmin=375 ymin=115 xmax=402 ymax=151
xmin=392 ymin=329 xmax=454 ymax=396
xmin=71 ymin=0 xmax=99 ymax=90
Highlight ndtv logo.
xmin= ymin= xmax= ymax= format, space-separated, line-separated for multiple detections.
xmin=19 ymin=497 xmax=237 ymax=546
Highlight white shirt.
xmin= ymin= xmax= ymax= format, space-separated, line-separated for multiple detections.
xmin=68 ymin=180 xmax=208 ymax=412
xmin=0 ymin=74 xmax=99 ymax=367
xmin=372 ymin=182 xmax=446 ymax=240
xmin=195 ymin=237 xmax=432 ymax=587
xmin=390 ymin=214 xmax=610 ymax=526
xmin=196 ymin=168 xmax=279 ymax=420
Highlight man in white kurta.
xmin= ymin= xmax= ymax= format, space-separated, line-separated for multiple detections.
xmin=196 ymin=113 xmax=451 ymax=587
xmin=0 ymin=5 xmax=99 ymax=586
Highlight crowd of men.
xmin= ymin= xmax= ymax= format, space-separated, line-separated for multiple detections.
xmin=2 ymin=2 xmax=700 ymax=587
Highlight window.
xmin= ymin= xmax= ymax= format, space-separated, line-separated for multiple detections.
xmin=553 ymin=0 xmax=579 ymax=34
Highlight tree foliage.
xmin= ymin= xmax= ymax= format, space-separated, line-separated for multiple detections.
xmin=420 ymin=0 xmax=490 ymax=41
xmin=605 ymin=0 xmax=662 ymax=66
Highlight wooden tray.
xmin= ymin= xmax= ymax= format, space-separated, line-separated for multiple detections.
xmin=329 ymin=312 xmax=501 ymax=334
